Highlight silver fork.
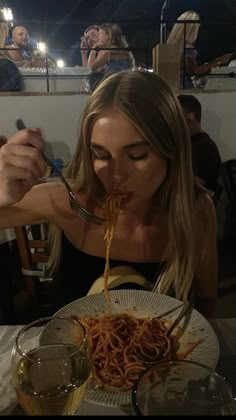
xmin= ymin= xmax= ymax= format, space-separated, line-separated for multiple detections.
xmin=166 ymin=297 xmax=194 ymax=336
xmin=16 ymin=118 xmax=105 ymax=225
xmin=166 ymin=287 xmax=195 ymax=336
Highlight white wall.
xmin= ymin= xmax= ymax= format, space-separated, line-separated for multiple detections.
xmin=0 ymin=90 xmax=235 ymax=163
xmin=0 ymin=93 xmax=90 ymax=163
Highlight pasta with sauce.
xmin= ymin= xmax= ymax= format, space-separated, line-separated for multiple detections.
xmin=79 ymin=312 xmax=178 ymax=390
xmin=72 ymin=194 xmax=203 ymax=391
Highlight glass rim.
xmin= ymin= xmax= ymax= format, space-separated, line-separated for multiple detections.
xmin=15 ymin=315 xmax=87 ymax=360
xmin=131 ymin=359 xmax=230 ymax=416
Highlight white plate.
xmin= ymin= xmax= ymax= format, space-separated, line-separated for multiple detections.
xmin=55 ymin=290 xmax=219 ymax=409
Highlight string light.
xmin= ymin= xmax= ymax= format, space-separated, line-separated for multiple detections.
xmin=2 ymin=7 xmax=13 ymax=21
xmin=56 ymin=59 xmax=65 ymax=68
xmin=37 ymin=42 xmax=47 ymax=53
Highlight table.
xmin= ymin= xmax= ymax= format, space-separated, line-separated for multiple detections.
xmin=0 ymin=319 xmax=235 ymax=416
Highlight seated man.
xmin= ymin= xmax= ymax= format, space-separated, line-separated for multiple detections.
xmin=178 ymin=94 xmax=221 ymax=195
xmin=8 ymin=26 xmax=36 ymax=66
xmin=8 ymin=26 xmax=53 ymax=68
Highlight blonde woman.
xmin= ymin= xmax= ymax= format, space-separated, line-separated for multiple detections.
xmin=167 ymin=10 xmax=231 ymax=89
xmin=0 ymin=10 xmax=10 ymax=57
xmin=87 ymin=23 xmax=135 ymax=90
xmin=0 ymin=70 xmax=217 ymax=316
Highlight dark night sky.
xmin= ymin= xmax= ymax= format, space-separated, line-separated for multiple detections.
xmin=6 ymin=0 xmax=236 ymax=66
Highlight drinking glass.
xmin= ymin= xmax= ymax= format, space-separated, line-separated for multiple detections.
xmin=132 ymin=360 xmax=236 ymax=416
xmin=11 ymin=316 xmax=92 ymax=416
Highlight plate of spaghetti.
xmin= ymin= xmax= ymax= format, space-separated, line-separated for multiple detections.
xmin=54 ymin=289 xmax=219 ymax=409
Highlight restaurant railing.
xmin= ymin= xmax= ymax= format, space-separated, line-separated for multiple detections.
xmin=0 ymin=16 xmax=235 ymax=93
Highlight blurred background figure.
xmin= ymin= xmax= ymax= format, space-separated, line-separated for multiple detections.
xmin=8 ymin=26 xmax=35 ymax=66
xmin=8 ymin=26 xmax=55 ymax=68
xmin=0 ymin=9 xmax=10 ymax=58
xmin=0 ymin=57 xmax=23 ymax=91
xmin=167 ymin=10 xmax=231 ymax=89
xmin=80 ymin=24 xmax=100 ymax=67
xmin=178 ymin=94 xmax=221 ymax=196
xmin=0 ymin=11 xmax=23 ymax=91
xmin=87 ymin=23 xmax=135 ymax=91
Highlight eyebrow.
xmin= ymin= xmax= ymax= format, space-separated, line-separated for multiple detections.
xmin=90 ymin=141 xmax=149 ymax=151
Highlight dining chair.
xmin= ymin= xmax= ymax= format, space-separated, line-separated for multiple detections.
xmin=14 ymin=224 xmax=52 ymax=312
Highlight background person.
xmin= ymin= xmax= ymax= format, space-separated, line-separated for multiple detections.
xmin=87 ymin=23 xmax=135 ymax=91
xmin=0 ymin=11 xmax=23 ymax=91
xmin=8 ymin=26 xmax=36 ymax=66
xmin=167 ymin=10 xmax=232 ymax=89
xmin=80 ymin=25 xmax=100 ymax=67
xmin=8 ymin=26 xmax=55 ymax=68
xmin=178 ymin=94 xmax=221 ymax=196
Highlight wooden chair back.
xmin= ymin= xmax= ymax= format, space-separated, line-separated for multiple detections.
xmin=14 ymin=224 xmax=50 ymax=301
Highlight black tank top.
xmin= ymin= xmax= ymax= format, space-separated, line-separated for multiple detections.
xmin=53 ymin=234 xmax=164 ymax=308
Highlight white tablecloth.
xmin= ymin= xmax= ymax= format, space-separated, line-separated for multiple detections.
xmin=0 ymin=319 xmax=235 ymax=416
xmin=0 ymin=325 xmax=129 ymax=416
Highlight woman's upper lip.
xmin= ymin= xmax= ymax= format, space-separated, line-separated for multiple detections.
xmin=110 ymin=190 xmax=130 ymax=195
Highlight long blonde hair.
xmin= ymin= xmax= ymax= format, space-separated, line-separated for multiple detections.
xmin=0 ymin=10 xmax=9 ymax=53
xmin=99 ymin=23 xmax=135 ymax=68
xmin=49 ymin=70 xmax=197 ymax=301
xmin=167 ymin=10 xmax=200 ymax=50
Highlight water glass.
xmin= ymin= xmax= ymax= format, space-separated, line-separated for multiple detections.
xmin=11 ymin=316 xmax=91 ymax=416
xmin=132 ymin=359 xmax=235 ymax=416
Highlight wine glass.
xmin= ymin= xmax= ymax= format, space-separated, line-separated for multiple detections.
xmin=11 ymin=316 xmax=92 ymax=416
xmin=132 ymin=360 xmax=236 ymax=416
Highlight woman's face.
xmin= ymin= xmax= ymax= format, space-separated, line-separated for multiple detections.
xmin=99 ymin=29 xmax=110 ymax=45
xmin=86 ymin=28 xmax=99 ymax=48
xmin=90 ymin=111 xmax=167 ymax=208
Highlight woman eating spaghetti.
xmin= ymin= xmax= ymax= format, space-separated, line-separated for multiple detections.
xmin=0 ymin=70 xmax=217 ymax=319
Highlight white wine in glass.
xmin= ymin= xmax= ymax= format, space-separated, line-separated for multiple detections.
xmin=11 ymin=316 xmax=92 ymax=416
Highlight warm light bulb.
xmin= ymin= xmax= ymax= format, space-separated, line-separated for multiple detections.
xmin=2 ymin=7 xmax=13 ymax=21
xmin=57 ymin=59 xmax=65 ymax=68
xmin=37 ymin=42 xmax=47 ymax=53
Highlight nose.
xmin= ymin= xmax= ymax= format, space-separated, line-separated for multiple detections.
xmin=110 ymin=159 xmax=128 ymax=186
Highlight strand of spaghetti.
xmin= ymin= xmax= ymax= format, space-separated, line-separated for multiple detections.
xmin=103 ymin=194 xmax=121 ymax=310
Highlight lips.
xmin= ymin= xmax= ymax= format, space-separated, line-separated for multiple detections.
xmin=113 ymin=191 xmax=133 ymax=205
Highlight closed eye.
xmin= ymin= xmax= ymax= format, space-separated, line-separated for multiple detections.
xmin=91 ymin=149 xmax=111 ymax=160
xmin=129 ymin=153 xmax=149 ymax=161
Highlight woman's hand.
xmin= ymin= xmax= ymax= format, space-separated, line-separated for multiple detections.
xmin=92 ymin=40 xmax=105 ymax=49
xmin=0 ymin=129 xmax=47 ymax=207
xmin=80 ymin=36 xmax=88 ymax=50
